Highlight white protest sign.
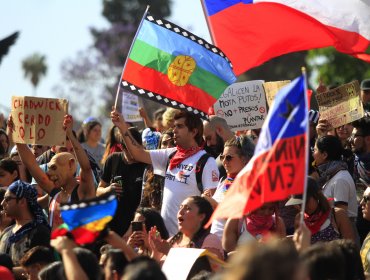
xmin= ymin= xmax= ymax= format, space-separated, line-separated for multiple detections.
xmin=11 ymin=96 xmax=68 ymax=146
xmin=162 ymin=248 xmax=225 ymax=280
xmin=213 ymin=80 xmax=267 ymax=131
xmin=121 ymin=91 xmax=142 ymax=122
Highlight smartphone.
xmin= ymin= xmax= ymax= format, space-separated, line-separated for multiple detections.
xmin=131 ymin=221 xmax=143 ymax=232
xmin=111 ymin=176 xmax=124 ymax=187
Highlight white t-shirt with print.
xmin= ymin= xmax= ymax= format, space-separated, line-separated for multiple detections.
xmin=150 ymin=148 xmax=219 ymax=236
xmin=322 ymin=170 xmax=358 ymax=218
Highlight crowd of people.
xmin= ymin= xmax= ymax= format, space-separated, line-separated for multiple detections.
xmin=0 ymin=79 xmax=369 ymax=280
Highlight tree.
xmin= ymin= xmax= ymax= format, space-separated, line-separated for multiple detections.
xmin=306 ymin=47 xmax=370 ymax=86
xmin=22 ymin=53 xmax=47 ymax=96
xmin=56 ymin=0 xmax=171 ymax=121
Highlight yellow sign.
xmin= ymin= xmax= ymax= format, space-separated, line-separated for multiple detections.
xmin=168 ymin=55 xmax=196 ymax=86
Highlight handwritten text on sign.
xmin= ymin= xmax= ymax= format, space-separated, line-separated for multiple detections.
xmin=11 ymin=96 xmax=68 ymax=146
xmin=316 ymin=81 xmax=364 ymax=128
xmin=213 ymin=80 xmax=267 ymax=131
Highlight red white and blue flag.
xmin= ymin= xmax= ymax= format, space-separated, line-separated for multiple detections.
xmin=203 ymin=0 xmax=370 ymax=75
xmin=208 ymin=74 xmax=308 ymax=223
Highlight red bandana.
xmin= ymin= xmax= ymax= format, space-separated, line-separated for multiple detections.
xmin=169 ymin=146 xmax=203 ymax=170
xmin=246 ymin=214 xmax=275 ymax=237
xmin=304 ymin=209 xmax=330 ymax=235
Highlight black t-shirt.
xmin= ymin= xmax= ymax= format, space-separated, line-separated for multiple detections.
xmin=101 ymin=152 xmax=146 ymax=236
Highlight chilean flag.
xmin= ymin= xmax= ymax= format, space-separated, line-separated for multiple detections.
xmin=203 ymin=0 xmax=370 ymax=75
xmin=207 ymin=74 xmax=308 ymax=224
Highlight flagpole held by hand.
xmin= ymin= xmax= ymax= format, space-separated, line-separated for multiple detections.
xmin=114 ymin=5 xmax=150 ymax=109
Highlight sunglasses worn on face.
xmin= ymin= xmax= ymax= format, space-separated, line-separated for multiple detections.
xmin=363 ymin=195 xmax=370 ymax=203
xmin=220 ymin=154 xmax=235 ymax=162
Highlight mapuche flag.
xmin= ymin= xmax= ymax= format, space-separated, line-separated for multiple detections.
xmin=207 ymin=74 xmax=308 ymax=224
xmin=203 ymin=0 xmax=370 ymax=75
xmin=51 ymin=193 xmax=117 ymax=245
xmin=120 ymin=13 xmax=237 ymax=119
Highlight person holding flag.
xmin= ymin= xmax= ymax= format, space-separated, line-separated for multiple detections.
xmin=207 ymin=72 xmax=309 ymax=230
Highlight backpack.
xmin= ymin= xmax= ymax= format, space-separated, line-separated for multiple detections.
xmin=166 ymin=151 xmax=213 ymax=194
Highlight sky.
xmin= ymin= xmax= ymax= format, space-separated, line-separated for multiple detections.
xmin=0 ymin=0 xmax=210 ymax=117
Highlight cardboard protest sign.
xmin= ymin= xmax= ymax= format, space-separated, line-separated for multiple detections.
xmin=121 ymin=91 xmax=142 ymax=122
xmin=316 ymin=81 xmax=364 ymax=128
xmin=263 ymin=80 xmax=291 ymax=107
xmin=162 ymin=248 xmax=225 ymax=280
xmin=11 ymin=96 xmax=68 ymax=146
xmin=213 ymin=80 xmax=267 ymax=131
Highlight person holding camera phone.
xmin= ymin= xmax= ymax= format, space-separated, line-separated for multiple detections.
xmin=97 ymin=127 xmax=147 ymax=236
xmin=126 ymin=207 xmax=169 ymax=256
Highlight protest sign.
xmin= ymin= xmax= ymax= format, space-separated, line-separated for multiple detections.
xmin=11 ymin=96 xmax=68 ymax=146
xmin=162 ymin=248 xmax=225 ymax=280
xmin=213 ymin=80 xmax=267 ymax=131
xmin=263 ymin=80 xmax=291 ymax=107
xmin=121 ymin=91 xmax=142 ymax=122
xmin=316 ymin=81 xmax=364 ymax=128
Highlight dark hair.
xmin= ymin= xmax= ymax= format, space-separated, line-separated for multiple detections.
xmin=171 ymin=196 xmax=213 ymax=248
xmin=77 ymin=120 xmax=101 ymax=143
xmin=158 ymin=129 xmax=174 ymax=148
xmin=128 ymin=127 xmax=143 ymax=146
xmin=306 ymin=177 xmax=331 ymax=214
xmin=174 ymin=111 xmax=204 ymax=145
xmin=105 ymin=249 xmax=128 ymax=278
xmin=301 ymin=242 xmax=346 ymax=280
xmin=353 ymin=117 xmax=370 ymax=137
xmin=0 ymin=129 xmax=9 ymax=154
xmin=0 ymin=253 xmax=14 ymax=272
xmin=19 ymin=246 xmax=54 ymax=267
xmin=123 ymin=256 xmax=166 ymax=280
xmin=0 ymin=158 xmax=19 ymax=181
xmin=73 ymin=247 xmax=102 ymax=280
xmin=316 ymin=135 xmax=343 ymax=161
xmin=38 ymin=261 xmax=66 ymax=280
xmin=187 ymin=256 xmax=212 ymax=280
xmin=101 ymin=126 xmax=123 ymax=164
xmin=136 ymin=207 xmax=169 ymax=239
xmin=331 ymin=239 xmax=365 ymax=280
xmin=224 ymin=136 xmax=255 ymax=160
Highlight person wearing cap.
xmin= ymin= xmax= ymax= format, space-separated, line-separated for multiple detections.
xmin=360 ymin=79 xmax=370 ymax=115
xmin=286 ymin=177 xmax=355 ymax=244
xmin=0 ymin=180 xmax=50 ymax=266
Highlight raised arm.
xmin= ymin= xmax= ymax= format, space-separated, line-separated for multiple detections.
xmin=139 ymin=107 xmax=154 ymax=128
xmin=63 ymin=115 xmax=95 ymax=200
xmin=8 ymin=116 xmax=55 ymax=194
xmin=111 ymin=109 xmax=152 ymax=164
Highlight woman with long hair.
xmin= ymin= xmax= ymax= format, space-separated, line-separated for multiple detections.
xmin=79 ymin=119 xmax=105 ymax=167
xmin=286 ymin=177 xmax=355 ymax=244
xmin=101 ymin=126 xmax=124 ymax=165
xmin=203 ymin=136 xmax=255 ymax=240
xmin=149 ymin=196 xmax=224 ymax=260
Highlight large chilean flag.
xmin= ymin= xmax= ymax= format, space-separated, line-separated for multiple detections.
xmin=207 ymin=74 xmax=308 ymax=224
xmin=203 ymin=0 xmax=370 ymax=75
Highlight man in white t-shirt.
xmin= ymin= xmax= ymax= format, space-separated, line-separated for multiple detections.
xmin=111 ymin=109 xmax=219 ymax=236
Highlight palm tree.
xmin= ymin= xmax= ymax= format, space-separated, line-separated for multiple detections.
xmin=22 ymin=53 xmax=47 ymax=96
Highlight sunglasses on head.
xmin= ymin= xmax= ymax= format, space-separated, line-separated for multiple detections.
xmin=363 ymin=195 xmax=370 ymax=203
xmin=220 ymin=154 xmax=235 ymax=162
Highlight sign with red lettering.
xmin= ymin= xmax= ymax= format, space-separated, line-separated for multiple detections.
xmin=213 ymin=80 xmax=267 ymax=132
xmin=11 ymin=96 xmax=69 ymax=146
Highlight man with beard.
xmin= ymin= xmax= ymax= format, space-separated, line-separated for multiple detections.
xmin=203 ymin=116 xmax=235 ymax=179
xmin=360 ymin=79 xmax=370 ymax=116
xmin=352 ymin=117 xmax=370 ymax=243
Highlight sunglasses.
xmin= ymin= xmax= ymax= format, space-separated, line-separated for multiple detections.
xmin=220 ymin=154 xmax=235 ymax=162
xmin=2 ymin=196 xmax=18 ymax=203
xmin=363 ymin=195 xmax=370 ymax=203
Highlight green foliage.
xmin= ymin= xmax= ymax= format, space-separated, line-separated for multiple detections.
xmin=22 ymin=53 xmax=47 ymax=94
xmin=306 ymin=47 xmax=370 ymax=86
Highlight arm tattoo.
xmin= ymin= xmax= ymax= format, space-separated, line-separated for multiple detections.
xmin=124 ymin=131 xmax=140 ymax=147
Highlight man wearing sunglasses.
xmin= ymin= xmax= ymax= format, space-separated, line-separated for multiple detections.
xmin=203 ymin=116 xmax=235 ymax=178
xmin=352 ymin=117 xmax=370 ymax=248
xmin=360 ymin=185 xmax=370 ymax=276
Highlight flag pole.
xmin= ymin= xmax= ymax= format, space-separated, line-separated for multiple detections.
xmin=113 ymin=5 xmax=150 ymax=109
xmin=200 ymin=0 xmax=215 ymax=45
xmin=299 ymin=66 xmax=309 ymax=225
